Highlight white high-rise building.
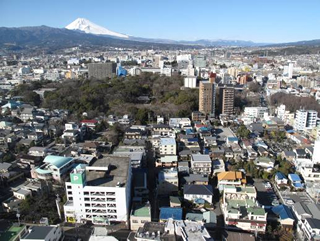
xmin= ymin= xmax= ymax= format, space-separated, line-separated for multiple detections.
xmin=276 ymin=104 xmax=286 ymax=120
xmin=288 ymin=62 xmax=294 ymax=79
xmin=294 ymin=110 xmax=318 ymax=131
xmin=184 ymin=76 xmax=197 ymax=88
xmin=312 ymin=139 xmax=320 ymax=164
xmin=243 ymin=107 xmax=268 ymax=119
xmin=63 ymin=156 xmax=132 ymax=225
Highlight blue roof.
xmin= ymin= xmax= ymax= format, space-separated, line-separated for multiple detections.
xmin=199 ymin=127 xmax=209 ymax=132
xmin=186 ymin=129 xmax=194 ymax=134
xmin=187 ymin=138 xmax=198 ymax=142
xmin=117 ymin=66 xmax=127 ymax=76
xmin=293 ymin=183 xmax=304 ymax=188
xmin=271 ymin=205 xmax=294 ymax=220
xmin=159 ymin=207 xmax=183 ymax=220
xmin=288 ymin=173 xmax=301 ymax=182
xmin=286 ymin=130 xmax=295 ymax=133
xmin=275 ymin=172 xmax=286 ymax=180
xmin=228 ymin=137 xmax=239 ymax=142
xmin=43 ymin=155 xmax=73 ymax=169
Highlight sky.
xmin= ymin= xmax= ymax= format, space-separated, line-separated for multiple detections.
xmin=1 ymin=0 xmax=320 ymax=43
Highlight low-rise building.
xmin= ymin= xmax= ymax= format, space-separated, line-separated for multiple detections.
xmin=159 ymin=138 xmax=176 ymax=156
xmin=217 ymin=171 xmax=247 ymax=191
xmin=130 ymin=203 xmax=151 ymax=231
xmin=20 ymin=226 xmax=63 ymax=241
xmin=191 ymin=154 xmax=212 ymax=175
xmin=221 ymin=185 xmax=267 ymax=233
xmin=157 ymin=168 xmax=179 ymax=196
xmin=184 ymin=184 xmax=213 ymax=204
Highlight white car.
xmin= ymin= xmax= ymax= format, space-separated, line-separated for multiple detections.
xmin=285 ymin=199 xmax=295 ymax=205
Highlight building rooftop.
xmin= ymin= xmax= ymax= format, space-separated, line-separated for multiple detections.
xmin=160 ymin=138 xmax=176 ymax=146
xmin=131 ymin=203 xmax=151 ymax=217
xmin=191 ymin=154 xmax=211 ymax=162
xmin=86 ymin=155 xmax=130 ymax=187
xmin=0 ymin=223 xmax=25 ymax=241
xmin=43 ymin=155 xmax=73 ymax=169
xmin=21 ymin=226 xmax=56 ymax=240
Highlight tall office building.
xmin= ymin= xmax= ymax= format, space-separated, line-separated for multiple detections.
xmin=294 ymin=109 xmax=318 ymax=131
xmin=199 ymin=74 xmax=216 ymax=116
xmin=219 ymin=87 xmax=235 ymax=116
xmin=88 ymin=62 xmax=117 ymax=79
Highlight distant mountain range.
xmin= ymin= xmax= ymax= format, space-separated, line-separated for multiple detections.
xmin=0 ymin=18 xmax=320 ymax=52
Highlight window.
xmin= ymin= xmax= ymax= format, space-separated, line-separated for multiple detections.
xmin=68 ymin=191 xmax=72 ymax=195
xmin=132 ymin=220 xmax=138 ymax=223
xmin=67 ymin=186 xmax=72 ymax=189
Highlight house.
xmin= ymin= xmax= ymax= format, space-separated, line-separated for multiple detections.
xmin=80 ymin=119 xmax=98 ymax=129
xmin=169 ymin=196 xmax=181 ymax=208
xmin=178 ymin=161 xmax=189 ymax=175
xmin=130 ymin=203 xmax=151 ymax=231
xmin=217 ymin=171 xmax=247 ymax=191
xmin=174 ymin=220 xmax=213 ymax=241
xmin=159 ymin=207 xmax=183 ymax=222
xmin=184 ymin=184 xmax=213 ymax=204
xmin=294 ymin=148 xmax=308 ymax=159
xmin=288 ymin=174 xmax=304 ymax=190
xmin=270 ymin=205 xmax=295 ymax=231
xmin=203 ymin=136 xmax=217 ymax=147
xmin=20 ymin=226 xmax=63 ymax=241
xmin=254 ymin=157 xmax=275 ymax=172
xmin=212 ymin=159 xmax=225 ymax=175
xmin=275 ymin=172 xmax=288 ymax=186
xmin=183 ymin=174 xmax=209 ymax=185
xmin=2 ymin=189 xmax=32 ymax=212
xmin=191 ymin=154 xmax=212 ymax=175
xmin=281 ymin=151 xmax=296 ymax=162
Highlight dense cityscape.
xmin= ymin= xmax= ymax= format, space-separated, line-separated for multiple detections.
xmin=1 ymin=2 xmax=320 ymax=241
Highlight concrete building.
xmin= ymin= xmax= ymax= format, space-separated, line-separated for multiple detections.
xmin=159 ymin=138 xmax=176 ymax=156
xmin=294 ymin=109 xmax=318 ymax=131
xmin=130 ymin=203 xmax=151 ymax=231
xmin=157 ymin=168 xmax=179 ymax=196
xmin=221 ymin=185 xmax=267 ymax=233
xmin=63 ymin=156 xmax=132 ymax=225
xmin=88 ymin=62 xmax=117 ymax=79
xmin=191 ymin=154 xmax=212 ymax=175
xmin=184 ymin=76 xmax=197 ymax=88
xmin=244 ymin=107 xmax=268 ymax=119
xmin=199 ymin=80 xmax=216 ymax=116
xmin=218 ymin=87 xmax=235 ymax=116
xmin=20 ymin=226 xmax=63 ymax=241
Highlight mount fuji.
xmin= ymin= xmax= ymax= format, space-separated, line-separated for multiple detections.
xmin=66 ymin=18 xmax=129 ymax=39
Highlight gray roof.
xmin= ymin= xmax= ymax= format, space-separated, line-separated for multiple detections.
xmin=184 ymin=174 xmax=209 ymax=183
xmin=306 ymin=218 xmax=320 ymax=229
xmin=184 ymin=184 xmax=213 ymax=195
xmin=293 ymin=202 xmax=320 ymax=219
xmin=22 ymin=226 xmax=55 ymax=239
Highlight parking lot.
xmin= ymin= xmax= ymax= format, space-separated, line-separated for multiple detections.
xmin=254 ymin=179 xmax=279 ymax=207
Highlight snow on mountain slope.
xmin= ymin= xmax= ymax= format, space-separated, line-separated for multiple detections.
xmin=66 ymin=18 xmax=128 ymax=39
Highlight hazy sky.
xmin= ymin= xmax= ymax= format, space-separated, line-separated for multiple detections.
xmin=1 ymin=0 xmax=319 ymax=43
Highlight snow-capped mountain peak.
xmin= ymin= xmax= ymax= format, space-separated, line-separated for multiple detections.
xmin=66 ymin=18 xmax=128 ymax=39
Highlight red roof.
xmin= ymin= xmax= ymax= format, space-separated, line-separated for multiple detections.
xmin=81 ymin=120 xmax=98 ymax=124
xmin=210 ymin=72 xmax=216 ymax=78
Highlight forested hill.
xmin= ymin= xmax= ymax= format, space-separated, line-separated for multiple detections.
xmin=12 ymin=73 xmax=199 ymax=123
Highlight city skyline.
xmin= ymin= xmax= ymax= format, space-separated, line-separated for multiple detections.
xmin=1 ymin=0 xmax=320 ymax=43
